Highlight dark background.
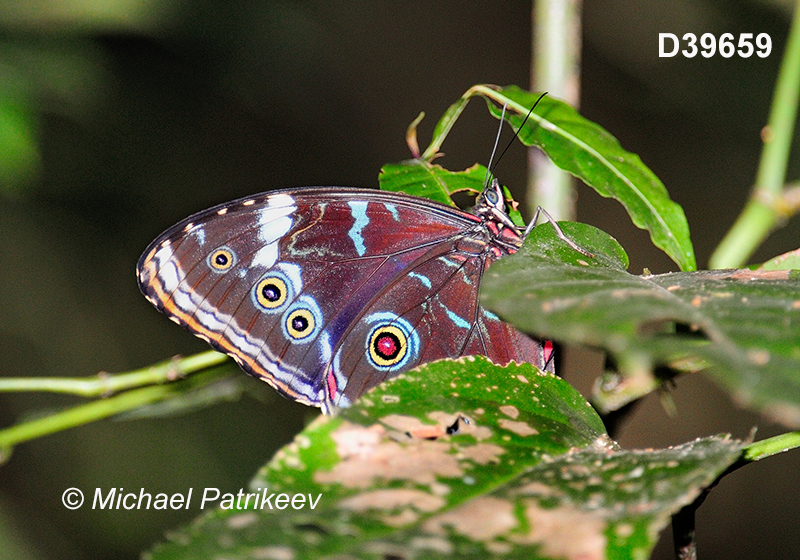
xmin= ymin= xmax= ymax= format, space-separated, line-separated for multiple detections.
xmin=1 ymin=1 xmax=799 ymax=558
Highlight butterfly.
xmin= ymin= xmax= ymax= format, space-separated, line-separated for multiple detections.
xmin=137 ymin=180 xmax=554 ymax=413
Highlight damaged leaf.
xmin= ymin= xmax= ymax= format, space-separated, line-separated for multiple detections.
xmin=379 ymin=160 xmax=525 ymax=226
xmin=379 ymin=160 xmax=485 ymax=207
xmin=147 ymin=358 xmax=742 ymax=560
xmin=481 ymin=221 xmax=800 ymax=426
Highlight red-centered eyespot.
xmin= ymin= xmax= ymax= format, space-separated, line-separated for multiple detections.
xmin=376 ymin=333 xmax=399 ymax=359
xmin=364 ymin=313 xmax=418 ymax=372
xmin=368 ymin=325 xmax=406 ymax=367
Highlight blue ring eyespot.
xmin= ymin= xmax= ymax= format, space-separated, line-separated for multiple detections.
xmin=368 ymin=325 xmax=407 ymax=367
xmin=285 ymin=308 xmax=316 ymax=340
xmin=364 ymin=313 xmax=419 ymax=372
xmin=208 ymin=247 xmax=236 ymax=272
xmin=255 ymin=276 xmax=288 ymax=309
xmin=281 ymin=296 xmax=322 ymax=343
xmin=252 ymin=270 xmax=296 ymax=312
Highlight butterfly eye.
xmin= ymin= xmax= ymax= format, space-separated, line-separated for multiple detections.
xmin=285 ymin=308 xmax=316 ymax=340
xmin=254 ymin=276 xmax=289 ymax=309
xmin=208 ymin=247 xmax=236 ymax=272
xmin=485 ymin=189 xmax=499 ymax=205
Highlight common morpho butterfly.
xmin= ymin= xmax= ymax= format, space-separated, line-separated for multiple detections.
xmin=137 ymin=180 xmax=555 ymax=413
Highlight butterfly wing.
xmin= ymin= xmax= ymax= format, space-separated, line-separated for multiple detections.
xmin=137 ymin=187 xmax=547 ymax=412
xmin=327 ymin=232 xmax=550 ymax=408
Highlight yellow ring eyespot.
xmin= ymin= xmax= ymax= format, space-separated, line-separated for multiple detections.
xmin=255 ymin=276 xmax=288 ymax=309
xmin=208 ymin=247 xmax=235 ymax=271
xmin=285 ymin=308 xmax=316 ymax=340
xmin=368 ymin=325 xmax=407 ymax=367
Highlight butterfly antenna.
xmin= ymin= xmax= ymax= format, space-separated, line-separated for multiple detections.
xmin=483 ymin=102 xmax=508 ymax=188
xmin=490 ymin=91 xmax=548 ymax=179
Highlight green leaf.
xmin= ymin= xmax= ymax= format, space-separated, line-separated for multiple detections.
xmin=391 ymin=84 xmax=693 ymax=269
xmin=496 ymin=434 xmax=741 ymax=559
xmin=521 ymin=220 xmax=630 ymax=271
xmin=378 ymin=160 xmax=525 ymax=226
xmin=147 ymin=358 xmax=742 ymax=560
xmin=469 ymin=84 xmax=695 ymax=272
xmin=759 ymin=247 xmax=800 ymax=271
xmin=481 ymin=222 xmax=800 ymax=426
xmin=379 ymin=160 xmax=485 ymax=207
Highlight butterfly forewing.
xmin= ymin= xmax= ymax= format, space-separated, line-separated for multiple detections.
xmin=138 ymin=187 xmax=549 ymax=413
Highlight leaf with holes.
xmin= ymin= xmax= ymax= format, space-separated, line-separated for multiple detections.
xmin=147 ymin=357 xmax=742 ymax=560
xmin=379 ymin=161 xmax=486 ymax=207
xmin=379 ymin=160 xmax=525 ymax=226
xmin=481 ymin=220 xmax=800 ymax=426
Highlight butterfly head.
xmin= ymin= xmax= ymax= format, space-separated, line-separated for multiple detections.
xmin=475 ymin=179 xmax=518 ymax=232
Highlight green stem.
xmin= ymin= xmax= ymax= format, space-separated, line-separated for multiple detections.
xmin=0 ymin=385 xmax=170 ymax=452
xmin=529 ymin=0 xmax=582 ymax=220
xmin=709 ymin=6 xmax=800 ymax=268
xmin=0 ymin=366 xmax=235 ymax=455
xmin=742 ymin=431 xmax=800 ymax=462
xmin=0 ymin=350 xmax=228 ymax=396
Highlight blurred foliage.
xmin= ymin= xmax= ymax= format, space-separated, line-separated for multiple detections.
xmin=0 ymin=88 xmax=39 ymax=195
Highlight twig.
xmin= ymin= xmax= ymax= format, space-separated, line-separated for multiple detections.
xmin=710 ymin=4 xmax=800 ymax=268
xmin=529 ymin=0 xmax=582 ymax=220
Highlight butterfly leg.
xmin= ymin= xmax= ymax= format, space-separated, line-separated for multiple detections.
xmin=524 ymin=206 xmax=594 ymax=258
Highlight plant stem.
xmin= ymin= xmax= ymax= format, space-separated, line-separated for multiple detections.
xmin=672 ymin=504 xmax=698 ymax=560
xmin=0 ymin=366 xmax=235 ymax=456
xmin=0 ymin=384 xmax=174 ymax=452
xmin=0 ymin=350 xmax=228 ymax=396
xmin=529 ymin=0 xmax=582 ymax=220
xmin=742 ymin=431 xmax=800 ymax=462
xmin=709 ymin=5 xmax=800 ymax=268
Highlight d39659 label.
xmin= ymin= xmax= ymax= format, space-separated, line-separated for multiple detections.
xmin=659 ymin=33 xmax=771 ymax=58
